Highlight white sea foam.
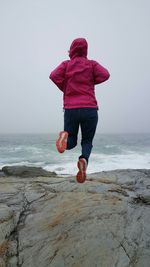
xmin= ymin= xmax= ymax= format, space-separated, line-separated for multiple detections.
xmin=44 ymin=152 xmax=150 ymax=175
xmin=1 ymin=152 xmax=150 ymax=175
xmin=88 ymin=152 xmax=150 ymax=173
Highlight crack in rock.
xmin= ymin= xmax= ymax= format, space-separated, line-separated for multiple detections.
xmin=49 ymin=248 xmax=59 ymax=264
xmin=7 ymin=186 xmax=30 ymax=267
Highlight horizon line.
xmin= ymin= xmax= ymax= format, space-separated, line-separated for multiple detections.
xmin=0 ymin=132 xmax=150 ymax=135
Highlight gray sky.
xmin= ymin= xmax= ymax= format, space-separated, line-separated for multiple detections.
xmin=0 ymin=0 xmax=150 ymax=134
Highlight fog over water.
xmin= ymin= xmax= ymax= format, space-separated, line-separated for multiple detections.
xmin=0 ymin=0 xmax=150 ymax=134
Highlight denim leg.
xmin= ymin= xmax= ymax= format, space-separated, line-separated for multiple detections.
xmin=80 ymin=109 xmax=98 ymax=162
xmin=64 ymin=109 xmax=79 ymax=150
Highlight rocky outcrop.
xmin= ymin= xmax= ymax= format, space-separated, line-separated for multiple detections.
xmin=0 ymin=167 xmax=150 ymax=267
xmin=2 ymin=166 xmax=56 ymax=178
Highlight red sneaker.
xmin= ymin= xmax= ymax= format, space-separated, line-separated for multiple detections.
xmin=76 ymin=158 xmax=87 ymax=183
xmin=56 ymin=131 xmax=68 ymax=153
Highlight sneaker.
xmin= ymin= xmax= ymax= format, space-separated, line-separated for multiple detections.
xmin=56 ymin=131 xmax=68 ymax=153
xmin=76 ymin=158 xmax=87 ymax=183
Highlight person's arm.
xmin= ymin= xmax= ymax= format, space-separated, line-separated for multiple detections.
xmin=49 ymin=61 xmax=68 ymax=91
xmin=92 ymin=60 xmax=110 ymax=85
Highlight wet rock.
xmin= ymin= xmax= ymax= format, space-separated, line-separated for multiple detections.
xmin=2 ymin=166 xmax=56 ymax=178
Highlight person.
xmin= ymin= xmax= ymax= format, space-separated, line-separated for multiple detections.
xmin=49 ymin=38 xmax=110 ymax=183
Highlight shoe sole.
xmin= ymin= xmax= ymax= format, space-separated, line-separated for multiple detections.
xmin=56 ymin=131 xmax=68 ymax=153
xmin=76 ymin=159 xmax=87 ymax=183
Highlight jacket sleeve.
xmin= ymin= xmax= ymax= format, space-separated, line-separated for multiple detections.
xmin=49 ymin=61 xmax=68 ymax=92
xmin=92 ymin=60 xmax=110 ymax=85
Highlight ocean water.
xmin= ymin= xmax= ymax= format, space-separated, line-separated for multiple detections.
xmin=0 ymin=133 xmax=150 ymax=175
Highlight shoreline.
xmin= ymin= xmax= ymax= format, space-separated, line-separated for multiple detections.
xmin=0 ymin=164 xmax=150 ymax=178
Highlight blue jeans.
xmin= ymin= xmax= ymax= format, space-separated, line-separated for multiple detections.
xmin=64 ymin=108 xmax=98 ymax=163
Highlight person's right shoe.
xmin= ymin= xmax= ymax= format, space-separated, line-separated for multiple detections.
xmin=56 ymin=131 xmax=68 ymax=153
xmin=76 ymin=158 xmax=87 ymax=183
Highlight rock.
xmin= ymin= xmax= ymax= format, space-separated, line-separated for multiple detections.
xmin=0 ymin=170 xmax=5 ymax=177
xmin=2 ymin=166 xmax=56 ymax=178
xmin=133 ymin=193 xmax=150 ymax=205
xmin=0 ymin=204 xmax=16 ymax=266
xmin=0 ymin=167 xmax=150 ymax=267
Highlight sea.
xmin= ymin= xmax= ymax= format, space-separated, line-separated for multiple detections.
xmin=0 ymin=133 xmax=150 ymax=176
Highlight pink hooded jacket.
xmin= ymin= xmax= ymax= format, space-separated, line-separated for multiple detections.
xmin=49 ymin=38 xmax=110 ymax=109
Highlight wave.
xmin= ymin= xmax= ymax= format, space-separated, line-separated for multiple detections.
xmin=43 ymin=152 xmax=150 ymax=175
xmin=0 ymin=133 xmax=150 ymax=175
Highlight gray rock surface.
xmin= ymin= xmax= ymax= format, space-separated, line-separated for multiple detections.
xmin=0 ymin=167 xmax=150 ymax=267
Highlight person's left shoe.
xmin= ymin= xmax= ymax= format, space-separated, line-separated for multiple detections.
xmin=76 ymin=158 xmax=87 ymax=183
xmin=56 ymin=131 xmax=68 ymax=153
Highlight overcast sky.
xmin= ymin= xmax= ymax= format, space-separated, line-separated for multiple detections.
xmin=0 ymin=0 xmax=150 ymax=134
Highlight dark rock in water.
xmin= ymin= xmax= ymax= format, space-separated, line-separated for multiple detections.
xmin=2 ymin=165 xmax=56 ymax=177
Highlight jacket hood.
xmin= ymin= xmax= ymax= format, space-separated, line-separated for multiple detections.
xmin=69 ymin=38 xmax=88 ymax=59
